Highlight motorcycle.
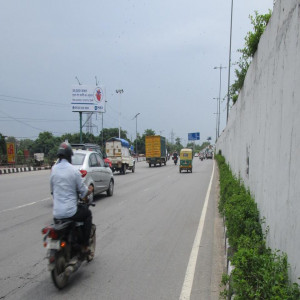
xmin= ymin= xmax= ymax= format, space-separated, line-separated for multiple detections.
xmin=42 ymin=202 xmax=96 ymax=289
xmin=173 ymin=156 xmax=178 ymax=165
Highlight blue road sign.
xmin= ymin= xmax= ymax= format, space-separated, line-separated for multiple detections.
xmin=188 ymin=132 xmax=200 ymax=141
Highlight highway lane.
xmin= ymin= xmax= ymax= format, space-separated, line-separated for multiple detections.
xmin=0 ymin=158 xmax=225 ymax=300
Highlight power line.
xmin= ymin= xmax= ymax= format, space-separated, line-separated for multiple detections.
xmin=0 ymin=110 xmax=65 ymax=134
xmin=0 ymin=95 xmax=68 ymax=107
xmin=0 ymin=117 xmax=77 ymax=122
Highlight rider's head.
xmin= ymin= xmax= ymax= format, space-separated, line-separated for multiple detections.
xmin=57 ymin=142 xmax=73 ymax=163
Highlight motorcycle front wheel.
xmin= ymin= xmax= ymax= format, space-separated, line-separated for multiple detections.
xmin=51 ymin=253 xmax=69 ymax=289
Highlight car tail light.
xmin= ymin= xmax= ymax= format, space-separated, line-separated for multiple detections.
xmin=80 ymin=170 xmax=87 ymax=178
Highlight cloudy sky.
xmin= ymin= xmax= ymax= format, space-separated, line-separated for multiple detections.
xmin=0 ymin=0 xmax=273 ymax=145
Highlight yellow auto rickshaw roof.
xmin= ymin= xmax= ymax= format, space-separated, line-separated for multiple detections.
xmin=180 ymin=148 xmax=193 ymax=158
xmin=180 ymin=148 xmax=192 ymax=153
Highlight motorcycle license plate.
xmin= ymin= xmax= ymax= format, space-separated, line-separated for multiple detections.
xmin=47 ymin=240 xmax=60 ymax=250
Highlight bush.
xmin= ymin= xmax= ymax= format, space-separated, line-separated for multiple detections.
xmin=215 ymin=154 xmax=300 ymax=299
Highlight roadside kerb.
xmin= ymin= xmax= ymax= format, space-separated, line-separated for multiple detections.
xmin=0 ymin=166 xmax=51 ymax=175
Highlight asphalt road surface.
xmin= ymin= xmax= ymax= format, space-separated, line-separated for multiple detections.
xmin=0 ymin=158 xmax=225 ymax=300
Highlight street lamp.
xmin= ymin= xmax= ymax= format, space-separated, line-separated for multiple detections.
xmin=132 ymin=113 xmax=140 ymax=159
xmin=116 ymin=89 xmax=124 ymax=138
xmin=227 ymin=0 xmax=234 ymax=123
xmin=213 ymin=98 xmax=219 ymax=141
xmin=214 ymin=65 xmax=226 ymax=137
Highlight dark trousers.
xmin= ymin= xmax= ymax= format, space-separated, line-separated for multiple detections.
xmin=71 ymin=205 xmax=92 ymax=246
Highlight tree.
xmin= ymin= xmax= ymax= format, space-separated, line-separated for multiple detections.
xmin=230 ymin=10 xmax=272 ymax=104
xmin=32 ymin=132 xmax=60 ymax=160
xmin=0 ymin=133 xmax=6 ymax=155
xmin=132 ymin=129 xmax=156 ymax=155
xmin=98 ymin=128 xmax=129 ymax=144
xmin=174 ymin=137 xmax=183 ymax=152
xmin=18 ymin=139 xmax=35 ymax=154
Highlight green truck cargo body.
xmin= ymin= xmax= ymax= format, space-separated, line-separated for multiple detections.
xmin=145 ymin=135 xmax=167 ymax=167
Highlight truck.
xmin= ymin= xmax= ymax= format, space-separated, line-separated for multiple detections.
xmin=145 ymin=135 xmax=167 ymax=167
xmin=34 ymin=153 xmax=44 ymax=166
xmin=105 ymin=137 xmax=135 ymax=174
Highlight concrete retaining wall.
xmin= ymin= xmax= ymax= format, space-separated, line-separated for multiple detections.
xmin=216 ymin=0 xmax=300 ymax=282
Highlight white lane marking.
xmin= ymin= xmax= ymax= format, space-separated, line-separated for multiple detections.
xmin=0 ymin=197 xmax=51 ymax=214
xmin=179 ymin=161 xmax=215 ymax=300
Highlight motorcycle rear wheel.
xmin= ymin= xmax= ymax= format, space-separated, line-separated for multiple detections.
xmin=87 ymin=224 xmax=96 ymax=262
xmin=51 ymin=253 xmax=69 ymax=289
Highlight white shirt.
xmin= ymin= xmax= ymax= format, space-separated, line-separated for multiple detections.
xmin=50 ymin=159 xmax=88 ymax=219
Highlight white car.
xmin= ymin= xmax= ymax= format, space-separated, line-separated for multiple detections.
xmin=72 ymin=149 xmax=114 ymax=200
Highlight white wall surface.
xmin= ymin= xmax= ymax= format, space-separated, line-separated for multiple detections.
xmin=216 ymin=0 xmax=300 ymax=283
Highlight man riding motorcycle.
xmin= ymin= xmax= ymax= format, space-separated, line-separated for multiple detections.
xmin=50 ymin=142 xmax=94 ymax=253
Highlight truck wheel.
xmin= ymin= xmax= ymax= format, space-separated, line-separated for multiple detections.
xmin=121 ymin=164 xmax=126 ymax=175
xmin=132 ymin=163 xmax=135 ymax=173
xmin=149 ymin=163 xmax=151 ymax=167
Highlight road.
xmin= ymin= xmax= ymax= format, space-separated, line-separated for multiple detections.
xmin=0 ymin=158 xmax=225 ymax=300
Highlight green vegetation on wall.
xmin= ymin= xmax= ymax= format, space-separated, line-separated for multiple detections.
xmin=216 ymin=154 xmax=300 ymax=299
xmin=230 ymin=10 xmax=272 ymax=104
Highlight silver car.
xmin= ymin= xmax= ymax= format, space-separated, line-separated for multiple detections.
xmin=72 ymin=149 xmax=114 ymax=200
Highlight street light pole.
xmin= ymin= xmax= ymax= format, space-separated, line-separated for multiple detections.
xmin=214 ymin=65 xmax=226 ymax=138
xmin=227 ymin=0 xmax=234 ymax=123
xmin=116 ymin=89 xmax=124 ymax=138
xmin=132 ymin=113 xmax=140 ymax=158
xmin=75 ymin=76 xmax=83 ymax=143
xmin=213 ymin=98 xmax=219 ymax=141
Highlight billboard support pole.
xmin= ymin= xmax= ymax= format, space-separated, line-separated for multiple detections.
xmin=79 ymin=112 xmax=83 ymax=143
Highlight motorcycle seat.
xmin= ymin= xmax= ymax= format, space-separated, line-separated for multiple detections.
xmin=53 ymin=218 xmax=84 ymax=230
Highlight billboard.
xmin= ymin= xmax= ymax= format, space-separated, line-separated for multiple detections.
xmin=6 ymin=142 xmax=15 ymax=164
xmin=188 ymin=132 xmax=200 ymax=141
xmin=71 ymin=85 xmax=105 ymax=112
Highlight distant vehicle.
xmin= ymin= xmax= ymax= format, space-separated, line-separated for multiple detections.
xmin=145 ymin=135 xmax=167 ymax=167
xmin=72 ymin=149 xmax=114 ymax=200
xmin=206 ymin=150 xmax=213 ymax=159
xmin=199 ymin=152 xmax=205 ymax=161
xmin=179 ymin=148 xmax=193 ymax=173
xmin=105 ymin=138 xmax=135 ymax=174
xmin=194 ymin=153 xmax=199 ymax=157
xmin=34 ymin=153 xmax=44 ymax=166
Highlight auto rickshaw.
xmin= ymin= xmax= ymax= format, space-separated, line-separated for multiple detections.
xmin=179 ymin=148 xmax=193 ymax=173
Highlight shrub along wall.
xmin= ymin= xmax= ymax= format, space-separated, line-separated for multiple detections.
xmin=216 ymin=155 xmax=300 ymax=299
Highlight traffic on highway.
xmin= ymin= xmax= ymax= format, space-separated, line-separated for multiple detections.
xmin=0 ymin=156 xmax=224 ymax=300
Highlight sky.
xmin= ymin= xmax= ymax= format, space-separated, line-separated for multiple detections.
xmin=0 ymin=0 xmax=274 ymax=147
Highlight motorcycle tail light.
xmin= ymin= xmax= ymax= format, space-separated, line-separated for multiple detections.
xmin=49 ymin=256 xmax=55 ymax=263
xmin=49 ymin=229 xmax=58 ymax=239
xmin=42 ymin=226 xmax=51 ymax=235
xmin=80 ymin=170 xmax=87 ymax=178
xmin=60 ymin=241 xmax=66 ymax=248
xmin=42 ymin=227 xmax=48 ymax=235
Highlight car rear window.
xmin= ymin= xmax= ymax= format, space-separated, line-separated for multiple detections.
xmin=72 ymin=153 xmax=85 ymax=165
